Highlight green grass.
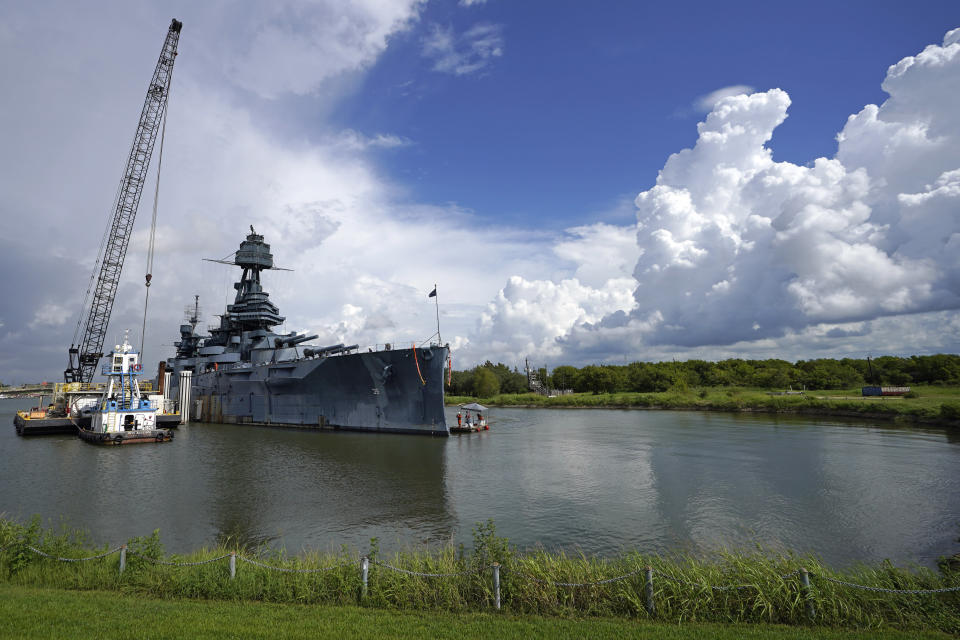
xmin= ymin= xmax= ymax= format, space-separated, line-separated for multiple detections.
xmin=2 ymin=518 xmax=958 ymax=634
xmin=447 ymin=385 xmax=960 ymax=426
xmin=0 ymin=584 xmax=954 ymax=640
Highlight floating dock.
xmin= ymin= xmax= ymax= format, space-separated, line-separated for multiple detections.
xmin=13 ymin=380 xmax=179 ymax=436
xmin=15 ymin=412 xmax=180 ymax=436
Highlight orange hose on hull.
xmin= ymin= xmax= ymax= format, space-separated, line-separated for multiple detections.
xmin=412 ymin=344 xmax=426 ymax=385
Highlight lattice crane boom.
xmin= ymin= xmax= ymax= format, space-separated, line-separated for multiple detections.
xmin=65 ymin=19 xmax=182 ymax=384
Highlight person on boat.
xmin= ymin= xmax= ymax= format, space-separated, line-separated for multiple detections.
xmin=457 ymin=411 xmax=462 ymax=427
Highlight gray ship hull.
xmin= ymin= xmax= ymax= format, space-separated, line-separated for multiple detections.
xmin=170 ymin=344 xmax=449 ymax=436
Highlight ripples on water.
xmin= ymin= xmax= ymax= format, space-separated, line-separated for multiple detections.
xmin=1 ymin=397 xmax=957 ymax=567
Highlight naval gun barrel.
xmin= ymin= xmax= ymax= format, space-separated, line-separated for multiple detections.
xmin=275 ymin=333 xmax=319 ymax=348
xmin=327 ymin=344 xmax=359 ymax=356
xmin=303 ymin=343 xmax=344 ymax=358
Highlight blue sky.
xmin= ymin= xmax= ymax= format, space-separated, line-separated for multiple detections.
xmin=0 ymin=0 xmax=958 ymax=383
xmin=327 ymin=1 xmax=954 ymax=226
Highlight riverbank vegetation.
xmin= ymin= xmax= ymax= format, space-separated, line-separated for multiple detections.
xmin=449 ymin=355 xmax=960 ymax=397
xmin=446 ymin=386 xmax=960 ymax=425
xmin=2 ymin=518 xmax=958 ymax=634
xmin=445 ymin=355 xmax=960 ymax=425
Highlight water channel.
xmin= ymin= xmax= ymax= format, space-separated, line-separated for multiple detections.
xmin=2 ymin=397 xmax=958 ymax=567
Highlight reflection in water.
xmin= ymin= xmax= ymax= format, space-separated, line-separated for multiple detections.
xmin=214 ymin=514 xmax=279 ymax=551
xmin=193 ymin=424 xmax=454 ymax=552
xmin=1 ymin=398 xmax=958 ymax=567
xmin=438 ymin=407 xmax=960 ymax=567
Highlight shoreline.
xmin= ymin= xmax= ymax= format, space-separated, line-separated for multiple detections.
xmin=445 ymin=389 xmax=960 ymax=429
xmin=449 ymin=403 xmax=959 ymax=428
xmin=2 ymin=518 xmax=958 ymax=633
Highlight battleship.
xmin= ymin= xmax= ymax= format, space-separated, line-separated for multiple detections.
xmin=163 ymin=228 xmax=450 ymax=436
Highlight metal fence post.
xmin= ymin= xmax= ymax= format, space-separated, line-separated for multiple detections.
xmin=800 ymin=568 xmax=815 ymax=621
xmin=230 ymin=552 xmax=236 ymax=579
xmin=644 ymin=566 xmax=655 ymax=615
xmin=119 ymin=545 xmax=126 ymax=575
xmin=492 ymin=563 xmax=501 ymax=610
xmin=361 ymin=556 xmax=369 ymax=600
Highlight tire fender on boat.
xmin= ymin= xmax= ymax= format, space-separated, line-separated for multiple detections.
xmin=113 ymin=435 xmax=123 ymax=445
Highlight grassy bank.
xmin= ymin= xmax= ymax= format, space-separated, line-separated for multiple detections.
xmin=2 ymin=585 xmax=955 ymax=640
xmin=446 ymin=385 xmax=960 ymax=426
xmin=2 ymin=519 xmax=958 ymax=634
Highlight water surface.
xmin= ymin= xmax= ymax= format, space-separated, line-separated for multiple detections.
xmin=2 ymin=397 xmax=957 ymax=566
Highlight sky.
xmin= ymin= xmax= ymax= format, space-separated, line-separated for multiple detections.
xmin=0 ymin=0 xmax=958 ymax=384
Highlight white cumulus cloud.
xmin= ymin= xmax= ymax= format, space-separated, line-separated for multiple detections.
xmin=475 ymin=28 xmax=960 ymax=365
xmin=694 ymin=84 xmax=756 ymax=112
xmin=619 ymin=28 xmax=960 ymax=352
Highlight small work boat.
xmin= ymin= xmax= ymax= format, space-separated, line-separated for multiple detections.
xmin=452 ymin=402 xmax=490 ymax=434
xmin=77 ymin=334 xmax=174 ymax=445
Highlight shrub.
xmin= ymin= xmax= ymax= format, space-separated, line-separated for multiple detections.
xmin=941 ymin=403 xmax=960 ymax=421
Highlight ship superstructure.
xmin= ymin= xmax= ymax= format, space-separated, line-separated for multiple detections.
xmin=164 ymin=229 xmax=449 ymax=436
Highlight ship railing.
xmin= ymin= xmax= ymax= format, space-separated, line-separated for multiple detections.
xmin=366 ymin=340 xmax=446 ymax=353
xmin=368 ymin=343 xmax=401 ymax=353
xmin=55 ymin=382 xmax=108 ymax=395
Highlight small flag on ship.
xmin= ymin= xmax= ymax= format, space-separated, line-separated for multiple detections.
xmin=428 ymin=286 xmax=437 ymax=297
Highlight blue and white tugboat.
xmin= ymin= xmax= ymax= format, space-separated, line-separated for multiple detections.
xmin=77 ymin=333 xmax=174 ymax=445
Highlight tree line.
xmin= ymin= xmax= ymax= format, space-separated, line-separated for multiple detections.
xmin=448 ymin=354 xmax=960 ymax=397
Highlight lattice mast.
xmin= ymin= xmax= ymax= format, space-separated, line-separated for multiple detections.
xmin=65 ymin=19 xmax=182 ymax=383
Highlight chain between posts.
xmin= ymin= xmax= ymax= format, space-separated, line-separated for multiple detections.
xmin=238 ymin=555 xmax=352 ymax=573
xmin=24 ymin=545 xmax=123 ymax=562
xmin=126 ymin=550 xmax=233 ymax=566
xmin=812 ymin=573 xmax=960 ymax=594
xmin=369 ymin=558 xmax=481 ymax=578
xmin=657 ymin=571 xmax=761 ymax=592
xmin=507 ymin=566 xmax=647 ymax=586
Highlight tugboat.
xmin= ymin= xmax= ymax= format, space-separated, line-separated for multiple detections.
xmin=77 ymin=333 xmax=174 ymax=445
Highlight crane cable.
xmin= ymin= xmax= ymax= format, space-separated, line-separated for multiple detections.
xmin=139 ymin=61 xmax=175 ymax=358
xmin=70 ymin=151 xmax=129 ymax=350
